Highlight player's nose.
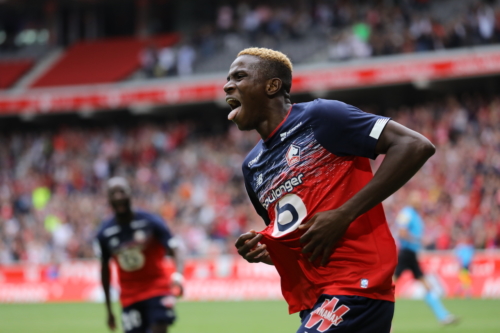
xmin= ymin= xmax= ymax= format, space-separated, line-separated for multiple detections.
xmin=223 ymin=80 xmax=235 ymax=94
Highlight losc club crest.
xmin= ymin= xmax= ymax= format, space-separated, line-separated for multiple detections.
xmin=286 ymin=144 xmax=301 ymax=167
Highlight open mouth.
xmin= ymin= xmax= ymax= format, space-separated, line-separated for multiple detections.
xmin=226 ymin=97 xmax=242 ymax=120
xmin=226 ymin=97 xmax=241 ymax=110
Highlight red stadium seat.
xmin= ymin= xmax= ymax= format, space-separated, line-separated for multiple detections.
xmin=0 ymin=60 xmax=34 ymax=89
xmin=31 ymin=33 xmax=179 ymax=88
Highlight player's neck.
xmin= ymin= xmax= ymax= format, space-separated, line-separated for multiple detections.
xmin=256 ymin=100 xmax=292 ymax=140
xmin=115 ymin=210 xmax=134 ymax=224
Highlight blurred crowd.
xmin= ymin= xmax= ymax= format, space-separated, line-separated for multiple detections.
xmin=381 ymin=93 xmax=500 ymax=251
xmin=325 ymin=0 xmax=500 ymax=60
xmin=0 ymin=121 xmax=262 ymax=263
xmin=155 ymin=0 xmax=500 ymax=74
xmin=0 ymin=92 xmax=499 ymax=264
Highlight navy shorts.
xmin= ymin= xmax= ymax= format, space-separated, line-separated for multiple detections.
xmin=394 ymin=248 xmax=424 ymax=280
xmin=297 ymin=295 xmax=394 ymax=333
xmin=121 ymin=295 xmax=176 ymax=333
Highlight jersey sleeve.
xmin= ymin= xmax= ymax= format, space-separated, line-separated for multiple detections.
xmin=149 ymin=214 xmax=174 ymax=250
xmin=309 ymin=99 xmax=390 ymax=159
xmin=244 ymin=179 xmax=271 ymax=226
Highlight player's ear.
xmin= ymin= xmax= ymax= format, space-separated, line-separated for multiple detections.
xmin=266 ymin=78 xmax=282 ymax=96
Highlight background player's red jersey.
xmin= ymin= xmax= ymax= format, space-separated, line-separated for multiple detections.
xmin=96 ymin=211 xmax=174 ymax=307
xmin=242 ymin=99 xmax=397 ymax=313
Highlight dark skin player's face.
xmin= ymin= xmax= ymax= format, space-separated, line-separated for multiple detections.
xmin=224 ymin=55 xmax=269 ymax=131
xmin=108 ymin=186 xmax=131 ymax=215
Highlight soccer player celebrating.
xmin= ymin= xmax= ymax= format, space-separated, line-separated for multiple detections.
xmin=95 ymin=177 xmax=184 ymax=333
xmin=226 ymin=48 xmax=435 ymax=332
xmin=394 ymin=192 xmax=458 ymax=324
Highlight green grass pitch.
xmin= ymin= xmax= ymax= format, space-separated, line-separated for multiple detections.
xmin=0 ymin=299 xmax=499 ymax=332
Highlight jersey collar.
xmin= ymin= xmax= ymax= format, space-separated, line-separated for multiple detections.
xmin=264 ymin=104 xmax=294 ymax=144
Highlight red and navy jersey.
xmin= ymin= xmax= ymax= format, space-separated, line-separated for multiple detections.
xmin=95 ymin=210 xmax=174 ymax=307
xmin=242 ymin=99 xmax=397 ymax=314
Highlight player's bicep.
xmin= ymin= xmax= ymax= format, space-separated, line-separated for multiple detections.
xmin=375 ymin=120 xmax=428 ymax=155
xmin=94 ymin=237 xmax=111 ymax=263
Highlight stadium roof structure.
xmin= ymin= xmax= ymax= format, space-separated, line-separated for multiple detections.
xmin=1 ymin=45 xmax=500 ymax=117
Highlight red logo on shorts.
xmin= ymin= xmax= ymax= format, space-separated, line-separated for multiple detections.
xmin=305 ymin=297 xmax=350 ymax=332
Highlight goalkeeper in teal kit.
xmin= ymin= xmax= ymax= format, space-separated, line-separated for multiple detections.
xmin=394 ymin=192 xmax=458 ymax=325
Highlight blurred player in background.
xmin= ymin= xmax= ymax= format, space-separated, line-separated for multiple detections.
xmin=393 ymin=191 xmax=458 ymax=325
xmin=95 ymin=177 xmax=184 ymax=333
xmin=454 ymin=230 xmax=475 ymax=298
xmin=226 ymin=47 xmax=435 ymax=333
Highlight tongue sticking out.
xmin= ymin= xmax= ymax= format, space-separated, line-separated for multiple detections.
xmin=228 ymin=107 xmax=241 ymax=120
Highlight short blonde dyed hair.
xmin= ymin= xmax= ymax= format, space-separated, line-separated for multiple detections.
xmin=238 ymin=47 xmax=293 ymax=72
xmin=237 ymin=47 xmax=293 ymax=94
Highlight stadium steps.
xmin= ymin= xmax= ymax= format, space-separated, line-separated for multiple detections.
xmin=30 ymin=34 xmax=179 ymax=88
xmin=10 ymin=48 xmax=65 ymax=91
xmin=0 ymin=60 xmax=35 ymax=89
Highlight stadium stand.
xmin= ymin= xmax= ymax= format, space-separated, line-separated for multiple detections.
xmin=0 ymin=93 xmax=498 ymax=264
xmin=30 ymin=34 xmax=179 ymax=88
xmin=187 ymin=0 xmax=500 ymax=74
xmin=3 ymin=0 xmax=499 ymax=83
xmin=0 ymin=60 xmax=34 ymax=89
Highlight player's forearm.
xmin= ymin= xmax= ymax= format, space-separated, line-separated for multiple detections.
xmin=174 ymin=254 xmax=185 ymax=275
xmin=165 ymin=237 xmax=185 ymax=275
xmin=101 ymin=264 xmax=113 ymax=314
xmin=339 ymin=136 xmax=435 ymax=221
xmin=169 ymin=247 xmax=185 ymax=275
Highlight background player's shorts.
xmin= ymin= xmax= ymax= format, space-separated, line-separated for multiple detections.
xmin=121 ymin=295 xmax=176 ymax=333
xmin=394 ymin=248 xmax=424 ymax=279
xmin=297 ymin=294 xmax=394 ymax=333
